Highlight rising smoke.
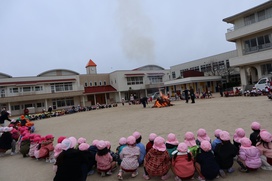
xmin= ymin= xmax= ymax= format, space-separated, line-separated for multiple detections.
xmin=116 ymin=0 xmax=155 ymax=64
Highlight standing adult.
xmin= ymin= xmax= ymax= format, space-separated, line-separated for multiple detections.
xmin=183 ymin=87 xmax=189 ymax=103
xmin=48 ymin=106 xmax=53 ymax=113
xmin=190 ymin=86 xmax=195 ymax=104
xmin=218 ymin=85 xmax=223 ymax=97
xmin=0 ymin=108 xmax=11 ymax=127
xmin=141 ymin=97 xmax=148 ymax=108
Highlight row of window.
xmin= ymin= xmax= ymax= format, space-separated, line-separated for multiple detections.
xmin=52 ymin=97 xmax=74 ymax=108
xmin=9 ymin=86 xmax=43 ymax=93
xmin=244 ymin=34 xmax=271 ymax=54
xmin=244 ymin=7 xmax=272 ymax=26
xmin=51 ymin=82 xmax=73 ymax=92
xmin=84 ymin=81 xmax=107 ymax=87
xmin=11 ymin=102 xmax=45 ymax=111
xmin=127 ymin=77 xmax=143 ymax=85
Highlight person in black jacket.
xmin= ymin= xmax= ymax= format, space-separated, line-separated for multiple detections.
xmin=189 ymin=87 xmax=195 ymax=104
xmin=54 ymin=139 xmax=86 ymax=181
xmin=0 ymin=108 xmax=11 ymax=126
xmin=214 ymin=131 xmax=238 ymax=177
xmin=0 ymin=127 xmax=16 ymax=156
xmin=183 ymin=87 xmax=189 ymax=103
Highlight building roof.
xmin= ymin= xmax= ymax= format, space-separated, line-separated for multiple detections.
xmin=0 ymin=78 xmax=76 ymax=86
xmin=223 ymin=1 xmax=272 ymax=23
xmin=85 ymin=59 xmax=97 ymax=68
xmin=84 ymin=85 xmax=117 ymax=94
xmin=133 ymin=65 xmax=165 ymax=71
xmin=164 ymin=76 xmax=222 ymax=86
xmin=37 ymin=69 xmax=79 ymax=77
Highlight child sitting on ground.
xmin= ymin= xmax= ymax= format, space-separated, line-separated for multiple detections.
xmin=237 ymin=137 xmax=262 ymax=172
xmin=133 ymin=131 xmax=146 ymax=165
xmin=146 ymin=133 xmax=157 ymax=153
xmin=211 ymin=129 xmax=222 ymax=152
xmin=214 ymin=131 xmax=238 ymax=177
xmin=256 ymin=130 xmax=272 ymax=170
xmin=79 ymin=143 xmax=92 ymax=181
xmin=116 ymin=137 xmax=127 ymax=165
xmin=233 ymin=128 xmax=246 ymax=150
xmin=118 ymin=136 xmax=140 ymax=180
xmin=172 ymin=142 xmax=195 ymax=181
xmin=95 ymin=140 xmax=114 ymax=177
xmin=143 ymin=136 xmax=171 ymax=180
xmin=196 ymin=128 xmax=211 ymax=146
xmin=195 ymin=140 xmax=220 ymax=181
xmin=165 ymin=133 xmax=179 ymax=158
xmin=184 ymin=131 xmax=199 ymax=159
xmin=250 ymin=122 xmax=261 ymax=146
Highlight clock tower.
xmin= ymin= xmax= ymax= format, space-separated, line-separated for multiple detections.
xmin=85 ymin=59 xmax=97 ymax=74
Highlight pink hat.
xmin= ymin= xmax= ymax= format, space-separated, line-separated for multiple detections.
xmin=57 ymin=136 xmax=66 ymax=144
xmin=177 ymin=142 xmax=188 ymax=153
xmin=133 ymin=131 xmax=141 ymax=139
xmin=78 ymin=137 xmax=87 ymax=144
xmin=92 ymin=139 xmax=99 ymax=146
xmin=33 ymin=137 xmax=41 ymax=143
xmin=54 ymin=143 xmax=63 ymax=158
xmin=214 ymin=129 xmax=222 ymax=138
xmin=149 ymin=133 xmax=157 ymax=141
xmin=166 ymin=133 xmax=179 ymax=145
xmin=127 ymin=136 xmax=136 ymax=145
xmin=39 ymin=137 xmax=46 ymax=143
xmin=119 ymin=137 xmax=127 ymax=145
xmin=105 ymin=141 xmax=111 ymax=149
xmin=219 ymin=131 xmax=230 ymax=141
xmin=45 ymin=134 xmax=54 ymax=140
xmin=233 ymin=128 xmax=245 ymax=143
xmin=61 ymin=138 xmax=72 ymax=151
xmin=79 ymin=143 xmax=90 ymax=151
xmin=251 ymin=122 xmax=261 ymax=130
xmin=96 ymin=140 xmax=107 ymax=150
xmin=240 ymin=137 xmax=252 ymax=148
xmin=153 ymin=136 xmax=166 ymax=151
xmin=200 ymin=140 xmax=211 ymax=152
xmin=184 ymin=132 xmax=196 ymax=147
xmin=197 ymin=128 xmax=210 ymax=142
xmin=21 ymin=136 xmax=29 ymax=141
xmin=260 ymin=130 xmax=272 ymax=143
xmin=68 ymin=137 xmax=77 ymax=148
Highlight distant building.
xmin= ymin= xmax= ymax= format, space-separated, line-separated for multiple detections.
xmin=223 ymin=1 xmax=272 ymax=90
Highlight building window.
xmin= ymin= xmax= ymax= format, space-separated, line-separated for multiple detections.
xmin=126 ymin=77 xmax=143 ymax=85
xmin=104 ymin=81 xmax=107 ymax=85
xmin=149 ymin=76 xmax=163 ymax=84
xmin=9 ymin=88 xmax=18 ymax=93
xmin=99 ymin=81 xmax=102 ymax=86
xmin=51 ymin=82 xmax=73 ymax=92
xmin=172 ymin=72 xmax=176 ymax=79
xmin=53 ymin=97 xmax=74 ymax=108
xmin=257 ymin=10 xmax=265 ymax=21
xmin=22 ymin=87 xmax=31 ymax=92
xmin=90 ymin=81 xmax=92 ymax=86
xmin=244 ymin=14 xmax=255 ymax=26
xmin=35 ymin=86 xmax=43 ymax=91
xmin=94 ymin=82 xmax=97 ymax=86
xmin=11 ymin=105 xmax=20 ymax=111
xmin=244 ymin=34 xmax=271 ymax=54
xmin=85 ymin=82 xmax=87 ymax=87
xmin=37 ymin=102 xmax=45 ymax=107
xmin=226 ymin=60 xmax=230 ymax=68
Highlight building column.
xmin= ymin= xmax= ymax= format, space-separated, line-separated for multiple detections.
xmin=118 ymin=91 xmax=122 ymax=102
xmin=81 ymin=96 xmax=85 ymax=107
xmin=255 ymin=65 xmax=262 ymax=80
xmin=239 ymin=66 xmax=248 ymax=90
xmin=145 ymin=89 xmax=147 ymax=97
xmin=105 ymin=94 xmax=108 ymax=104
xmin=94 ymin=94 xmax=97 ymax=105
xmin=8 ymin=103 xmax=11 ymax=115
xmin=45 ymin=99 xmax=48 ymax=111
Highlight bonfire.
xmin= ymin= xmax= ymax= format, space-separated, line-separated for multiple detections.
xmin=152 ymin=92 xmax=173 ymax=108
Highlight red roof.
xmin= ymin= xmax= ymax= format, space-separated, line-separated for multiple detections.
xmin=84 ymin=85 xmax=116 ymax=94
xmin=85 ymin=59 xmax=97 ymax=68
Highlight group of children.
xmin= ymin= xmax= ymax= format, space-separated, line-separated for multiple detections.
xmin=1 ymin=121 xmax=272 ymax=181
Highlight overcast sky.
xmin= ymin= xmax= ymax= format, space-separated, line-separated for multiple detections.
xmin=0 ymin=0 xmax=269 ymax=77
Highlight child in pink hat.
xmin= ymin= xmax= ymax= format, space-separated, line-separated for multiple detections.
xmin=78 ymin=143 xmax=92 ymax=180
xmin=184 ymin=131 xmax=199 ymax=158
xmin=211 ymin=129 xmax=222 ymax=152
xmin=233 ymin=128 xmax=246 ymax=150
xmin=28 ymin=136 xmax=40 ymax=158
xmin=143 ymin=136 xmax=171 ymax=180
xmin=172 ymin=142 xmax=195 ymax=181
xmin=214 ymin=131 xmax=238 ymax=177
xmin=95 ymin=140 xmax=114 ymax=177
xmin=195 ymin=140 xmax=220 ymax=181
xmin=166 ymin=133 xmax=179 ymax=158
xmin=237 ymin=137 xmax=262 ymax=173
xmin=256 ymin=130 xmax=272 ymax=170
xmin=146 ymin=133 xmax=157 ymax=153
xmin=132 ymin=131 xmax=146 ymax=165
xmin=118 ymin=136 xmax=140 ymax=180
xmin=76 ymin=137 xmax=86 ymax=149
xmin=116 ymin=137 xmax=127 ymax=165
xmin=196 ymin=128 xmax=211 ymax=146
xmin=250 ymin=121 xmax=261 ymax=146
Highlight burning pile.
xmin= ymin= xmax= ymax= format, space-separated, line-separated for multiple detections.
xmin=152 ymin=92 xmax=173 ymax=108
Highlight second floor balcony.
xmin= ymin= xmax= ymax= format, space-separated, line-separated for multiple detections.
xmin=243 ymin=42 xmax=272 ymax=55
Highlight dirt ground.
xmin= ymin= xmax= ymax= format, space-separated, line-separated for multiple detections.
xmin=0 ymin=93 xmax=271 ymax=181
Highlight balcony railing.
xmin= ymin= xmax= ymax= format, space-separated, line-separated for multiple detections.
xmin=243 ymin=43 xmax=272 ymax=55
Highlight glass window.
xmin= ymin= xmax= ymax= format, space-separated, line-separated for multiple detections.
xmin=127 ymin=77 xmax=143 ymax=85
xmin=94 ymin=82 xmax=97 ymax=86
xmin=37 ymin=102 xmax=44 ymax=107
xmin=90 ymin=81 xmax=92 ymax=86
xmin=22 ymin=87 xmax=31 ymax=92
xmin=11 ymin=105 xmax=20 ymax=111
xmin=9 ymin=88 xmax=18 ymax=93
xmin=258 ymin=10 xmax=265 ymax=21
xmin=104 ymin=81 xmax=106 ymax=85
xmin=172 ymin=72 xmax=176 ymax=79
xmin=244 ymin=14 xmax=255 ymax=26
xmin=84 ymin=82 xmax=87 ymax=87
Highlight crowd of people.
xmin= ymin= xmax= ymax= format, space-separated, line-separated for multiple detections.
xmin=0 ymin=119 xmax=271 ymax=181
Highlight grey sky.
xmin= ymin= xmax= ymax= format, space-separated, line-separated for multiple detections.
xmin=0 ymin=0 xmax=268 ymax=77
